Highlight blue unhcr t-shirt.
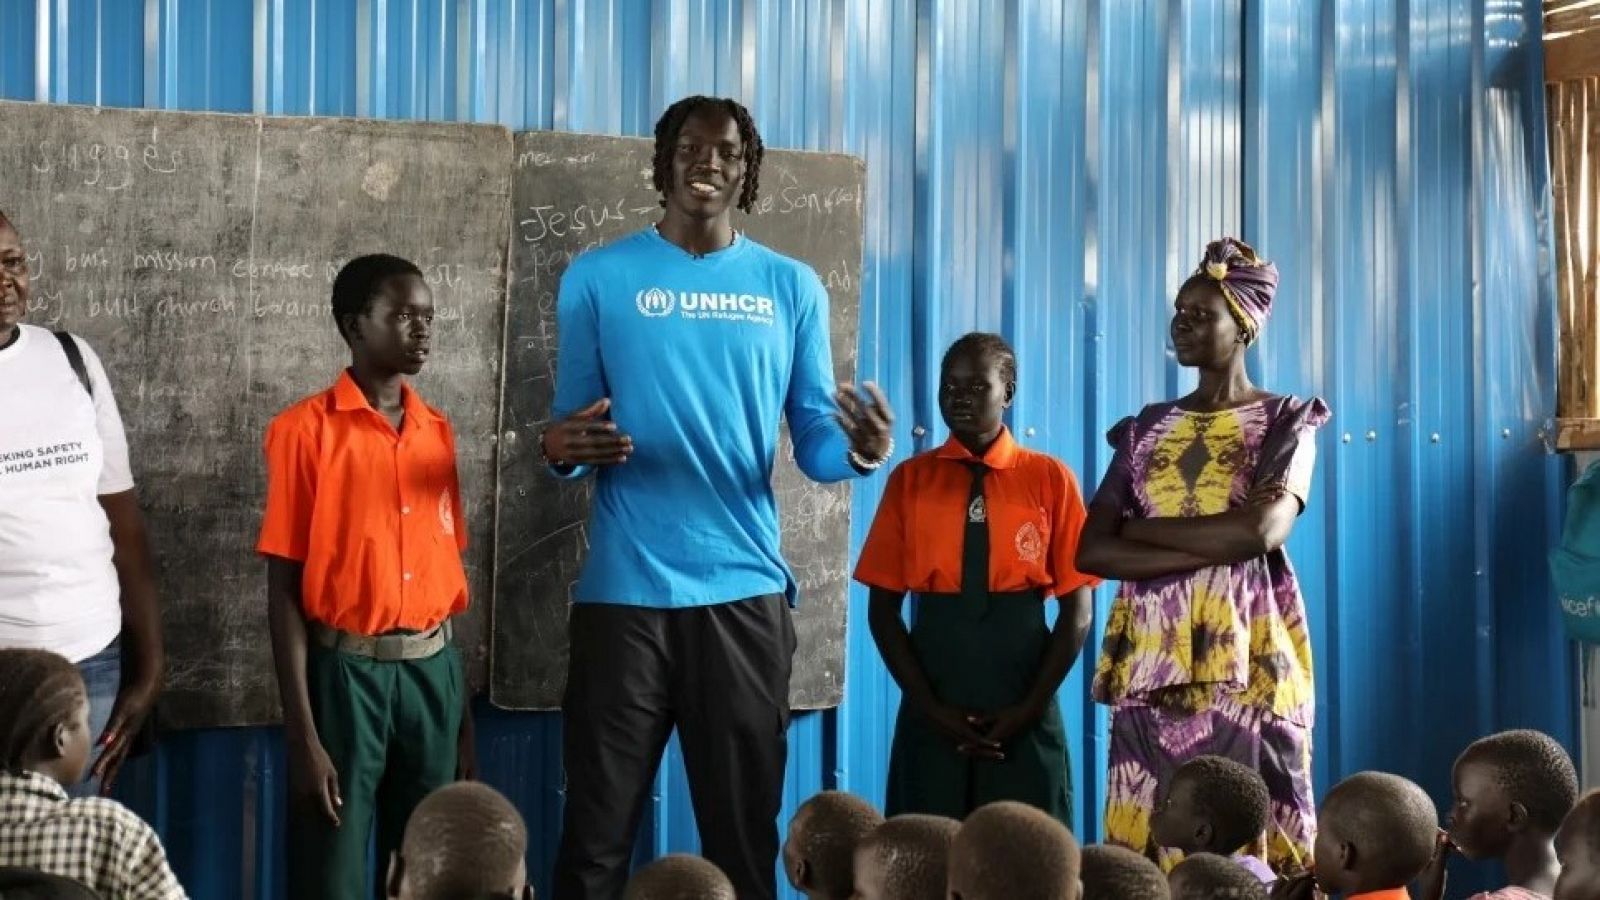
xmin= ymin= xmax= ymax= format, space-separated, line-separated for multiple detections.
xmin=551 ymin=227 xmax=860 ymax=607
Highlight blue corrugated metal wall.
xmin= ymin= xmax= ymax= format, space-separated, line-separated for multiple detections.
xmin=0 ymin=1 xmax=1573 ymax=897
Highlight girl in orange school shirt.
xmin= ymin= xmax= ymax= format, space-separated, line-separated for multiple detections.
xmin=854 ymin=332 xmax=1098 ymax=826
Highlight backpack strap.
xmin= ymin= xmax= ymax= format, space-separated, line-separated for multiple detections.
xmin=53 ymin=330 xmax=93 ymax=398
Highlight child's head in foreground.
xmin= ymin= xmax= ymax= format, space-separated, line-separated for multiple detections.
xmin=0 ymin=648 xmax=92 ymax=786
xmin=850 ymin=814 xmax=959 ymax=900
xmin=1167 ymin=853 xmax=1267 ymax=900
xmin=784 ymin=791 xmax=885 ymax=900
xmin=1447 ymin=729 xmax=1577 ymax=862
xmin=946 ymin=801 xmax=1080 ymax=900
xmin=1312 ymin=771 xmax=1438 ymax=897
xmin=623 ymin=855 xmax=734 ymax=900
xmin=385 ymin=782 xmax=530 ymax=900
xmin=1555 ymin=791 xmax=1600 ymax=900
xmin=1079 ymin=844 xmax=1170 ymax=900
xmin=0 ymin=868 xmax=103 ymax=899
xmin=1150 ymin=755 xmax=1271 ymax=857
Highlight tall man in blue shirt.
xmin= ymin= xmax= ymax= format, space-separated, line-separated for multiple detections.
xmin=541 ymin=96 xmax=894 ymax=900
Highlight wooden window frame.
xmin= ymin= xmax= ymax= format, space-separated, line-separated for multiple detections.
xmin=1549 ymin=2 xmax=1600 ymax=450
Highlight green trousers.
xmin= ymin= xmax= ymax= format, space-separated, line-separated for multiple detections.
xmin=885 ymin=590 xmax=1073 ymax=825
xmin=288 ymin=642 xmax=463 ymax=899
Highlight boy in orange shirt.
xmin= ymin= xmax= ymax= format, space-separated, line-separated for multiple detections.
xmin=854 ymin=333 xmax=1097 ymax=824
xmin=258 ymin=254 xmax=474 ymax=898
xmin=1275 ymin=772 xmax=1437 ymax=900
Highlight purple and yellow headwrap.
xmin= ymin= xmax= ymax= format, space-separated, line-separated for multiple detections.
xmin=1195 ymin=237 xmax=1278 ymax=344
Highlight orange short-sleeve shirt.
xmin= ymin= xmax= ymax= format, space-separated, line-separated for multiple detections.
xmin=256 ymin=370 xmax=468 ymax=636
xmin=854 ymin=427 xmax=1099 ymax=598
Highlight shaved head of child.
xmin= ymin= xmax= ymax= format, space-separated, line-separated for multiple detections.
xmin=851 ymin=814 xmax=959 ymax=900
xmin=1556 ymin=791 xmax=1600 ymax=900
xmin=386 ymin=782 xmax=528 ymax=900
xmin=1449 ymin=729 xmax=1578 ymax=860
xmin=1080 ymin=845 xmax=1170 ymax=900
xmin=783 ymin=791 xmax=884 ymax=899
xmin=947 ymin=801 xmax=1080 ymax=900
xmin=623 ymin=855 xmax=734 ymax=900
xmin=1167 ymin=853 xmax=1267 ymax=900
xmin=1313 ymin=772 xmax=1438 ymax=897
xmin=1151 ymin=755 xmax=1271 ymax=856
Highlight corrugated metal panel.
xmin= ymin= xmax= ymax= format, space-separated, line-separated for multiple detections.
xmin=1480 ymin=0 xmax=1573 ymax=758
xmin=0 ymin=1 xmax=1572 ymax=897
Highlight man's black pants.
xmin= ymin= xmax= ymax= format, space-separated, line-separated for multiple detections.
xmin=552 ymin=594 xmax=796 ymax=900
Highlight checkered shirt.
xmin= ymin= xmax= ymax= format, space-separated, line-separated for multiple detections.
xmin=0 ymin=770 xmax=186 ymax=899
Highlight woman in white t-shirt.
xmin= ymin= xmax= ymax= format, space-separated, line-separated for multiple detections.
xmin=0 ymin=211 xmax=164 ymax=797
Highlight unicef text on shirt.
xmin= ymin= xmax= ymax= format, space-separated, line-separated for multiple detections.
xmin=1561 ymin=595 xmax=1600 ymax=618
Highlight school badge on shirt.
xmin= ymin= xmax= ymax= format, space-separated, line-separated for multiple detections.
xmin=1015 ymin=521 xmax=1044 ymax=562
xmin=968 ymin=495 xmax=986 ymax=523
xmin=438 ymin=490 xmax=455 ymax=536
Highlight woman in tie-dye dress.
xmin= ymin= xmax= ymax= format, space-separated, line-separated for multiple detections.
xmin=1077 ymin=238 xmax=1330 ymax=877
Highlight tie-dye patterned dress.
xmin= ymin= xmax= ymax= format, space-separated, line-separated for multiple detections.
xmin=1089 ymin=395 xmax=1330 ymax=875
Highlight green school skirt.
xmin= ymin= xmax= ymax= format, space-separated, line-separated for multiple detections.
xmin=884 ymin=589 xmax=1073 ymax=825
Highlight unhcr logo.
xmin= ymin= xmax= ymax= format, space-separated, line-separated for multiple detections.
xmin=636 ymin=287 xmax=676 ymax=318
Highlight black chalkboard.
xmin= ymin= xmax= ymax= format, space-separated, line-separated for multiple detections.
xmin=0 ymin=101 xmax=511 ymax=729
xmin=492 ymin=132 xmax=865 ymax=710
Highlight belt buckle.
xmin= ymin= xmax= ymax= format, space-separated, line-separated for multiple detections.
xmin=372 ymin=634 xmax=409 ymax=662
